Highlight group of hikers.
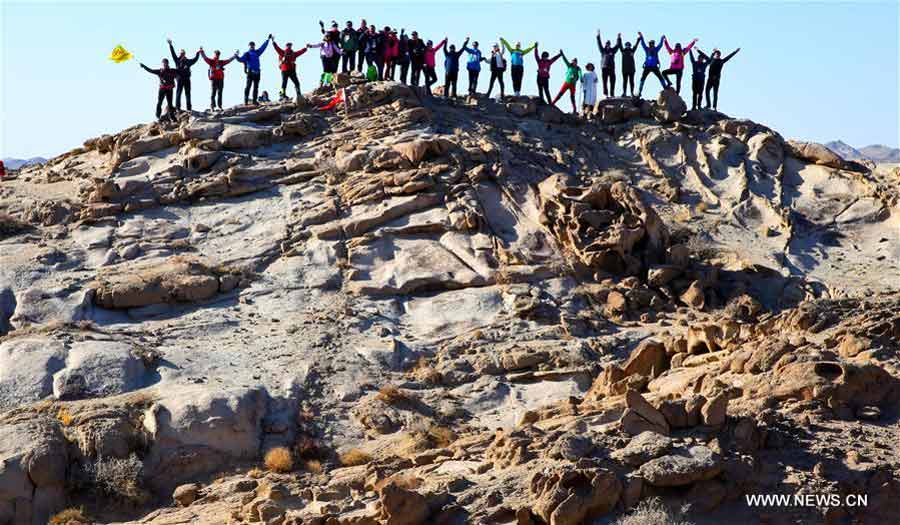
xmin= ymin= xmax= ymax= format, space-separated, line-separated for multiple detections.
xmin=138 ymin=20 xmax=740 ymax=120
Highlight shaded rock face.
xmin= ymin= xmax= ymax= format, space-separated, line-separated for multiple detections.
xmin=1 ymin=78 xmax=899 ymax=525
xmin=538 ymin=176 xmax=670 ymax=277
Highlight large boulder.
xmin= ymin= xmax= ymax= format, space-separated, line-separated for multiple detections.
xmin=538 ymin=176 xmax=670 ymax=276
xmin=93 ymin=257 xmax=236 ymax=309
xmin=637 ymin=445 xmax=722 ymax=487
xmin=218 ymin=124 xmax=272 ymax=149
xmin=0 ymin=419 xmax=69 ymax=525
xmin=529 ymin=464 xmax=622 ymax=525
xmin=653 ymin=88 xmax=687 ymax=123
xmin=52 ymin=340 xmax=148 ymax=401
xmin=142 ymin=385 xmax=269 ymax=492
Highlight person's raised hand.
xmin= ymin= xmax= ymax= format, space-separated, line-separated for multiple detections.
xmin=199 ymin=46 xmax=204 ymax=52
xmin=638 ymin=31 xmax=643 ymax=37
xmin=617 ymin=33 xmax=622 ymax=37
xmin=166 ymin=38 xmax=172 ymax=44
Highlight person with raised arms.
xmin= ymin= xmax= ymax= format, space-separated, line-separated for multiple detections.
xmin=619 ymin=35 xmax=639 ymax=97
xmin=462 ymin=40 xmax=486 ymax=96
xmin=596 ymin=31 xmax=621 ymax=98
xmin=688 ymin=48 xmax=710 ymax=110
xmin=423 ymin=38 xmax=447 ymax=95
xmin=272 ymin=37 xmax=308 ymax=102
xmin=139 ymin=58 xmax=178 ymax=121
xmin=235 ymin=35 xmax=271 ymax=105
xmin=636 ymin=32 xmax=670 ymax=97
xmin=533 ymin=43 xmax=562 ymax=104
xmin=442 ymin=37 xmax=468 ymax=98
xmin=551 ymin=50 xmax=582 ymax=113
xmin=499 ymin=38 xmax=536 ymax=97
xmin=199 ymin=47 xmax=235 ymax=111
xmin=704 ymin=47 xmax=741 ymax=110
xmin=167 ymin=38 xmax=199 ymax=112
xmin=662 ymin=37 xmax=698 ymax=93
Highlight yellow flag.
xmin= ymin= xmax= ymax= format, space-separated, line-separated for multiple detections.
xmin=109 ymin=45 xmax=133 ymax=63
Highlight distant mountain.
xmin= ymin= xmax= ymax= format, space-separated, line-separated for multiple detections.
xmin=825 ymin=141 xmax=900 ymax=163
xmin=2 ymin=157 xmax=47 ymax=170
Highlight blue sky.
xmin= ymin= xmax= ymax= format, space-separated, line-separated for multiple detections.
xmin=1 ymin=1 xmax=898 ymax=158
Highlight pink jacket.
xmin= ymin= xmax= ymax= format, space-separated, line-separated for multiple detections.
xmin=665 ymin=39 xmax=696 ymax=69
xmin=424 ymin=38 xmax=447 ymax=68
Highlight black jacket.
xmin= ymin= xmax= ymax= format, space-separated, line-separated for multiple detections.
xmin=169 ymin=43 xmax=199 ymax=78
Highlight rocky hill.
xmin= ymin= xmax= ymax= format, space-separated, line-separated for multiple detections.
xmin=826 ymin=141 xmax=900 ymax=164
xmin=1 ymin=157 xmax=47 ymax=170
xmin=1 ymin=79 xmax=899 ymax=525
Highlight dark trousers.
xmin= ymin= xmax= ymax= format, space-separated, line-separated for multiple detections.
xmin=467 ymin=69 xmax=480 ymax=94
xmin=601 ymin=68 xmax=615 ymax=96
xmin=444 ymin=70 xmax=458 ymax=97
xmin=175 ymin=77 xmax=191 ymax=110
xmin=329 ymin=55 xmax=341 ymax=73
xmin=244 ymin=71 xmax=260 ymax=103
xmin=281 ymin=70 xmax=300 ymax=97
xmin=486 ymin=69 xmax=505 ymax=97
xmin=398 ymin=61 xmax=410 ymax=84
xmin=622 ymin=69 xmax=635 ymax=96
xmin=342 ymin=52 xmax=356 ymax=72
xmin=424 ymin=66 xmax=437 ymax=94
xmin=410 ymin=60 xmax=424 ymax=86
xmin=385 ymin=58 xmax=396 ymax=80
xmin=156 ymin=87 xmax=174 ymax=119
xmin=705 ymin=76 xmax=721 ymax=109
xmin=537 ymin=76 xmax=551 ymax=103
xmin=210 ymin=78 xmax=224 ymax=109
xmin=662 ymin=68 xmax=683 ymax=93
xmin=511 ymin=65 xmax=524 ymax=92
xmin=638 ymin=66 xmax=668 ymax=95
xmin=691 ymin=75 xmax=705 ymax=109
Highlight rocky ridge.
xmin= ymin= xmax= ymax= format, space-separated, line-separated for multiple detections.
xmin=1 ymin=78 xmax=899 ymax=525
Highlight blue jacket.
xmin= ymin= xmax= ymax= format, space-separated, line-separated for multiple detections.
xmin=236 ymin=39 xmax=269 ymax=73
xmin=444 ymin=47 xmax=466 ymax=73
xmin=463 ymin=46 xmax=483 ymax=71
xmin=639 ymin=36 xmax=664 ymax=68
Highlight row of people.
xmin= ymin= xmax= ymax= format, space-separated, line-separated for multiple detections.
xmin=138 ymin=25 xmax=740 ymax=119
xmin=595 ymin=31 xmax=739 ymax=109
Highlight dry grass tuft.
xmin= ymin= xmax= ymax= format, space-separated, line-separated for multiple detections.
xmin=247 ymin=467 xmax=265 ymax=479
xmin=56 ymin=407 xmax=75 ymax=426
xmin=302 ymin=459 xmax=323 ymax=474
xmin=264 ymin=447 xmax=294 ymax=473
xmin=49 ymin=507 xmax=90 ymax=525
xmin=339 ymin=448 xmax=373 ymax=467
xmin=614 ymin=498 xmax=694 ymax=525
xmin=376 ymin=384 xmax=409 ymax=405
xmin=426 ymin=425 xmax=457 ymax=448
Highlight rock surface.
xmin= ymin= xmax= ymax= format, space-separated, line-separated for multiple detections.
xmin=0 ymin=79 xmax=899 ymax=525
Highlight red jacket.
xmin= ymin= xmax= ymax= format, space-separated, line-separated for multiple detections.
xmin=201 ymin=52 xmax=235 ymax=80
xmin=0 ymin=161 xmax=5 ymax=180
xmin=274 ymin=42 xmax=308 ymax=72
xmin=383 ymin=34 xmax=399 ymax=60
